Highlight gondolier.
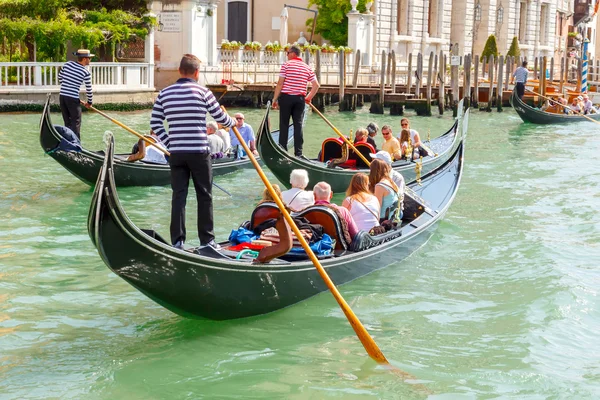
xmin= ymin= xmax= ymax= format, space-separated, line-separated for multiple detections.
xmin=512 ymin=60 xmax=529 ymax=100
xmin=150 ymin=54 xmax=235 ymax=250
xmin=57 ymin=49 xmax=94 ymax=138
xmin=272 ymin=45 xmax=320 ymax=158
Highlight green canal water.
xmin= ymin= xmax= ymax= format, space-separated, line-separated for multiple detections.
xmin=1 ymin=105 xmax=599 ymax=399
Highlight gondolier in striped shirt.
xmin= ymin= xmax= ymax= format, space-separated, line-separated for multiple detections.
xmin=150 ymin=54 xmax=235 ymax=251
xmin=273 ymin=45 xmax=320 ymax=158
xmin=511 ymin=61 xmax=529 ymax=100
xmin=57 ymin=49 xmax=94 ymax=138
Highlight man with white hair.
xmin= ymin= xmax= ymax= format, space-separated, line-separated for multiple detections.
xmin=206 ymin=121 xmax=226 ymax=157
xmin=230 ymin=112 xmax=258 ymax=158
xmin=582 ymin=94 xmax=597 ymax=114
xmin=281 ymin=169 xmax=315 ymax=211
xmin=313 ymin=181 xmax=359 ymax=240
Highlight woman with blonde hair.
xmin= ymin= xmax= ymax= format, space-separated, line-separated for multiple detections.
xmin=257 ymin=184 xmax=283 ymax=205
xmin=341 ymin=173 xmax=380 ymax=232
xmin=399 ymin=128 xmax=412 ymax=159
xmin=369 ymin=159 xmax=402 ymax=222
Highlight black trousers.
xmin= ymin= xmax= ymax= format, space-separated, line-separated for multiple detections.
xmin=169 ymin=152 xmax=214 ymax=246
xmin=516 ymin=82 xmax=525 ymax=99
xmin=59 ymin=95 xmax=82 ymax=138
xmin=278 ymin=93 xmax=305 ymax=156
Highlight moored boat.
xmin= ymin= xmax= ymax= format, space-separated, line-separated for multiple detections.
xmin=509 ymin=89 xmax=600 ymax=124
xmin=87 ymin=116 xmax=467 ymax=320
xmin=40 ymin=96 xmax=288 ymax=186
xmin=257 ymin=102 xmax=463 ymax=193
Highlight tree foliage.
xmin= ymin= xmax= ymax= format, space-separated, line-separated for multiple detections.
xmin=306 ymin=0 xmax=368 ymax=46
xmin=0 ymin=0 xmax=153 ymax=61
xmin=481 ymin=35 xmax=499 ymax=59
xmin=507 ymin=37 xmax=520 ymax=58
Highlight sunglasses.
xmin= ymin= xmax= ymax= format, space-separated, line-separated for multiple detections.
xmin=382 ymin=131 xmax=391 ymax=135
xmin=236 ymin=117 xmax=244 ymax=120
xmin=401 ymin=123 xmax=408 ymax=127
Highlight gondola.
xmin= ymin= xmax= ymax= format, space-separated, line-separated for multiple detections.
xmin=87 ymin=110 xmax=467 ymax=320
xmin=257 ymin=101 xmax=464 ymax=193
xmin=39 ymin=96 xmax=289 ymax=186
xmin=509 ymin=89 xmax=600 ymax=124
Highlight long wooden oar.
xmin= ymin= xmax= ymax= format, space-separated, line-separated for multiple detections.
xmin=525 ymin=89 xmax=600 ymax=125
xmin=308 ymin=103 xmax=372 ymax=167
xmin=225 ymin=108 xmax=398 ymax=368
xmin=82 ymin=102 xmax=170 ymax=156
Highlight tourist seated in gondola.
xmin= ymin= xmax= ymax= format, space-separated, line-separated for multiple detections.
xmin=216 ymin=123 xmax=232 ymax=151
xmin=341 ymin=173 xmax=380 ymax=232
xmin=281 ymin=169 xmax=314 ymax=211
xmin=570 ymin=96 xmax=584 ymax=115
xmin=313 ymin=181 xmax=359 ymax=241
xmin=369 ymin=159 xmax=402 ymax=222
xmin=582 ymin=94 xmax=597 ymax=114
xmin=370 ymin=151 xmax=405 ymax=194
xmin=557 ymin=97 xmax=570 ymax=114
xmin=207 ymin=121 xmax=226 ymax=158
xmin=351 ymin=128 xmax=377 ymax=168
xmin=400 ymin=118 xmax=431 ymax=157
xmin=365 ymin=122 xmax=379 ymax=151
xmin=381 ymin=125 xmax=403 ymax=161
xmin=126 ymin=132 xmax=168 ymax=164
xmin=257 ymin=184 xmax=284 ymax=206
xmin=230 ymin=113 xmax=258 ymax=158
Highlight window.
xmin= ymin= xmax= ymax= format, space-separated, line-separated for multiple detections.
xmin=397 ymin=0 xmax=409 ymax=35
xmin=540 ymin=4 xmax=549 ymax=45
xmin=518 ymin=1 xmax=527 ymax=42
xmin=227 ymin=1 xmax=248 ymax=43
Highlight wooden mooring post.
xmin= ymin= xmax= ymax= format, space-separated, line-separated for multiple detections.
xmin=559 ymin=56 xmax=565 ymax=94
xmin=438 ymin=50 xmax=445 ymax=114
xmin=497 ymin=55 xmax=504 ymax=111
xmin=473 ymin=55 xmax=480 ymax=107
xmin=464 ymin=54 xmax=471 ymax=108
xmin=486 ymin=55 xmax=494 ymax=112
xmin=390 ymin=50 xmax=397 ymax=94
xmin=416 ymin=53 xmax=423 ymax=98
xmin=313 ymin=50 xmax=325 ymax=111
xmin=407 ymin=53 xmax=413 ymax=94
xmin=424 ymin=51 xmax=433 ymax=116
xmin=540 ymin=56 xmax=547 ymax=108
xmin=450 ymin=47 xmax=459 ymax=117
xmin=370 ymin=50 xmax=386 ymax=114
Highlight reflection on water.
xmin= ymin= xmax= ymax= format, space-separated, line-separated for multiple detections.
xmin=1 ymin=107 xmax=600 ymax=399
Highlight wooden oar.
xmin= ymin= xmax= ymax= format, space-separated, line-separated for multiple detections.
xmin=82 ymin=102 xmax=170 ymax=156
xmin=524 ymin=89 xmax=600 ymax=125
xmin=308 ymin=103 xmax=373 ymax=167
xmin=224 ymin=107 xmax=401 ymax=370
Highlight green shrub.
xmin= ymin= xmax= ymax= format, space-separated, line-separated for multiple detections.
xmin=481 ymin=35 xmax=499 ymax=59
xmin=507 ymin=37 xmax=520 ymax=58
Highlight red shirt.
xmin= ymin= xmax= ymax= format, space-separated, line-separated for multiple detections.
xmin=314 ymin=200 xmax=359 ymax=239
xmin=280 ymin=57 xmax=317 ymax=96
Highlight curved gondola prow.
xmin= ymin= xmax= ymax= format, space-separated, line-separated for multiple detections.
xmin=88 ymin=133 xmax=115 ymax=248
xmin=39 ymin=94 xmax=62 ymax=152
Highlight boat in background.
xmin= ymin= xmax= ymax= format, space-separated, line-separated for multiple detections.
xmin=509 ymin=89 xmax=600 ymax=124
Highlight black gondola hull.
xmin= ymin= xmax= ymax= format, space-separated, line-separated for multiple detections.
xmin=88 ymin=111 xmax=467 ymax=320
xmin=509 ymin=89 xmax=600 ymax=124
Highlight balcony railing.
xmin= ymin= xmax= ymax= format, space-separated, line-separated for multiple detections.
xmin=0 ymin=62 xmax=154 ymax=90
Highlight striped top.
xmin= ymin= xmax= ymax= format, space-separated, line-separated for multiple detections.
xmin=58 ymin=61 xmax=93 ymax=103
xmin=150 ymin=78 xmax=235 ymax=154
xmin=280 ymin=57 xmax=317 ymax=96
xmin=513 ymin=67 xmax=529 ymax=83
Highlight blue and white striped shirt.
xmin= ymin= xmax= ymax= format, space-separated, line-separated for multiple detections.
xmin=513 ymin=66 xmax=529 ymax=83
xmin=58 ymin=61 xmax=93 ymax=103
xmin=150 ymin=78 xmax=235 ymax=154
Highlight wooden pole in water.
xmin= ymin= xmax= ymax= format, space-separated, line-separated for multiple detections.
xmin=550 ymin=57 xmax=554 ymax=83
xmin=314 ymin=50 xmax=324 ymax=112
xmin=407 ymin=52 xmax=413 ymax=94
xmin=481 ymin=55 xmax=487 ymax=80
xmin=338 ymin=49 xmax=346 ymax=110
xmin=504 ymin=56 xmax=511 ymax=91
xmin=559 ymin=56 xmax=565 ymax=94
xmin=497 ymin=55 xmax=504 ymax=111
xmin=416 ymin=52 xmax=423 ymax=98
xmin=386 ymin=51 xmax=392 ymax=88
xmin=540 ymin=56 xmax=547 ymax=107
xmin=577 ymin=57 xmax=583 ymax=92
xmin=534 ymin=56 xmax=538 ymax=80
xmin=370 ymin=50 xmax=386 ymax=114
xmin=432 ymin=53 xmax=438 ymax=88
xmin=487 ymin=55 xmax=494 ymax=111
xmin=391 ymin=50 xmax=397 ymax=93
xmin=464 ymin=54 xmax=471 ymax=108
xmin=473 ymin=55 xmax=479 ymax=107
xmin=426 ymin=51 xmax=433 ymax=116
xmin=451 ymin=50 xmax=459 ymax=116
xmin=352 ymin=49 xmax=360 ymax=88
xmin=438 ymin=50 xmax=445 ymax=114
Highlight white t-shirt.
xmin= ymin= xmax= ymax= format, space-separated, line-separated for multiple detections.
xmin=216 ymin=129 xmax=231 ymax=150
xmin=282 ymin=187 xmax=314 ymax=211
xmin=208 ymin=134 xmax=226 ymax=155
xmin=143 ymin=141 xmax=168 ymax=164
xmin=344 ymin=194 xmax=380 ymax=232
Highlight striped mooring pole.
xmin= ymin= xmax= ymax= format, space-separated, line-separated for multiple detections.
xmin=582 ymin=38 xmax=590 ymax=93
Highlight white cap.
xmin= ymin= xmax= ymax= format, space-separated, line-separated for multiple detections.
xmin=370 ymin=151 xmax=392 ymax=164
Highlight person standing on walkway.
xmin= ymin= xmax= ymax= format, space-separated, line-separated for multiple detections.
xmin=150 ymin=54 xmax=235 ymax=250
xmin=272 ymin=45 xmax=320 ymax=158
xmin=57 ymin=49 xmax=94 ymax=138
xmin=511 ymin=61 xmax=529 ymax=100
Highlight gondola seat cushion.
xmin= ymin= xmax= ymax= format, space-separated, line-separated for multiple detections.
xmin=296 ymin=205 xmax=349 ymax=250
xmin=351 ymin=142 xmax=376 ymax=169
xmin=319 ymin=137 xmax=344 ymax=161
xmin=250 ymin=202 xmax=281 ymax=230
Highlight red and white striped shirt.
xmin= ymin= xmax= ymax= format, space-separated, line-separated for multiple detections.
xmin=280 ymin=57 xmax=317 ymax=96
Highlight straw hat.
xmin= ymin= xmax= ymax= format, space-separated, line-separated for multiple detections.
xmin=73 ymin=49 xmax=95 ymax=58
